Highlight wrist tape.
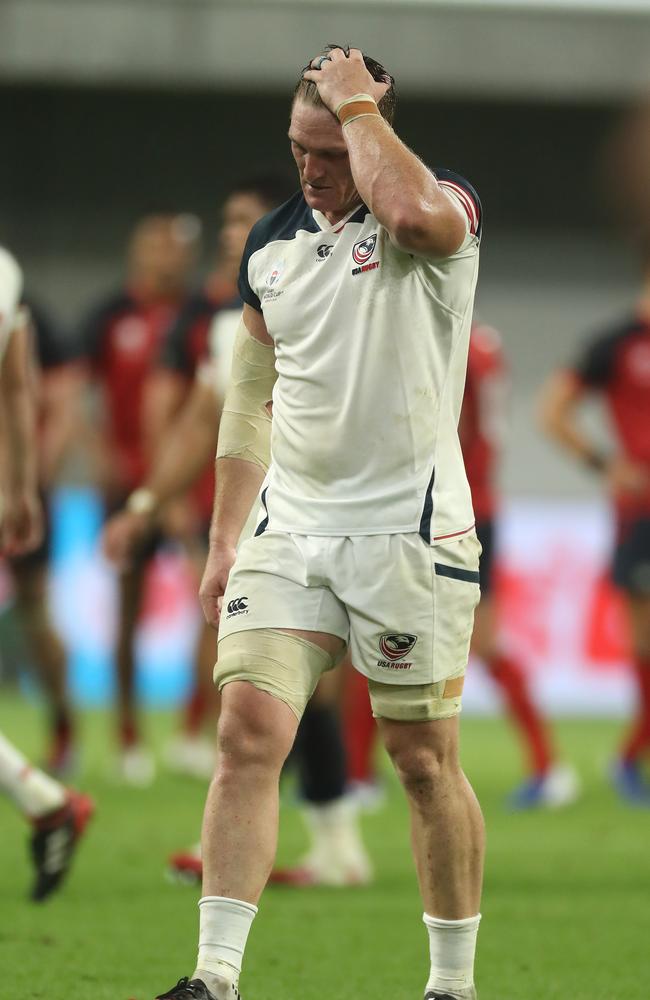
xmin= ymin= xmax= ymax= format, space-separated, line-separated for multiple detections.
xmin=335 ymin=93 xmax=381 ymax=128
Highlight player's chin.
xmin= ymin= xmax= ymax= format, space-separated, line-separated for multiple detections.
xmin=302 ymin=184 xmax=333 ymax=209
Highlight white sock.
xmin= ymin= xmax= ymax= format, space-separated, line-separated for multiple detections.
xmin=303 ymin=797 xmax=372 ymax=882
xmin=0 ymin=731 xmax=67 ymax=819
xmin=423 ymin=912 xmax=481 ymax=996
xmin=194 ymin=895 xmax=258 ymax=988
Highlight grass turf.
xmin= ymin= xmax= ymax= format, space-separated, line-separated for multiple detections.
xmin=0 ymin=698 xmax=648 ymax=1000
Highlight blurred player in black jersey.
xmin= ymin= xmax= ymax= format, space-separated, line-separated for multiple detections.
xmin=75 ymin=213 xmax=199 ymax=784
xmin=5 ymin=299 xmax=82 ymax=775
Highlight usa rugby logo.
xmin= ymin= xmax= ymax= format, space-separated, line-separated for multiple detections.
xmin=379 ymin=633 xmax=418 ymax=661
xmin=352 ymin=234 xmax=377 ymax=265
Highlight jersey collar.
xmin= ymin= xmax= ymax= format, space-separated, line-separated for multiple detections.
xmin=311 ymin=202 xmax=368 ymax=233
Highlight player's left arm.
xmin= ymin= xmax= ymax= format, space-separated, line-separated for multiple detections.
xmin=303 ymin=48 xmax=469 ymax=258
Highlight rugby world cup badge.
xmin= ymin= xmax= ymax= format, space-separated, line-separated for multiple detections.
xmin=352 ymin=234 xmax=377 ymax=265
xmin=263 ymin=262 xmax=285 ymax=303
xmin=379 ymin=633 xmax=418 ymax=661
xmin=267 ymin=264 xmax=283 ymax=288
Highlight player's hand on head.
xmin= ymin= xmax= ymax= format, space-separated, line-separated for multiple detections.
xmin=199 ymin=543 xmax=238 ymax=631
xmin=303 ymin=47 xmax=390 ymax=115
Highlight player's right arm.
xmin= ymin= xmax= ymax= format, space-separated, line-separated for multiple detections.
xmin=199 ymin=303 xmax=276 ymax=629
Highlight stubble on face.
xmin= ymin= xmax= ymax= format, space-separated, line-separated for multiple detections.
xmin=289 ymin=100 xmax=360 ymax=224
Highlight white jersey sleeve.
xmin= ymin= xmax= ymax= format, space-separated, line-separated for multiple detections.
xmin=0 ymin=246 xmax=24 ymax=364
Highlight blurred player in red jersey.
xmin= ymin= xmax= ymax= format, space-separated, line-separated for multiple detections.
xmin=5 ymin=300 xmax=83 ymax=776
xmin=76 ymin=214 xmax=199 ymax=783
xmin=343 ymin=321 xmax=580 ymax=810
xmin=0 ymin=245 xmax=94 ymax=900
xmin=462 ymin=322 xmax=579 ymax=808
xmin=540 ymin=295 xmax=650 ymax=804
xmin=144 ymin=177 xmax=295 ymax=778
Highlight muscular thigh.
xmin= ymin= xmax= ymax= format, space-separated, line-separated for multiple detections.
xmin=332 ymin=532 xmax=481 ymax=720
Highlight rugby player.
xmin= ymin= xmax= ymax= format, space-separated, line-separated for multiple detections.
xmin=0 ymin=245 xmax=93 ymax=900
xmin=155 ymin=44 xmax=485 ymax=1000
xmin=76 ymin=213 xmax=198 ymax=783
xmin=540 ymin=288 xmax=650 ymax=804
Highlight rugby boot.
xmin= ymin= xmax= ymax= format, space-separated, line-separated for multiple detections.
xmin=30 ymin=789 xmax=95 ymax=901
xmin=155 ymin=976 xmax=240 ymax=999
xmin=167 ymin=849 xmax=203 ymax=885
xmin=508 ymin=763 xmax=580 ymax=810
xmin=611 ymin=758 xmax=650 ymax=806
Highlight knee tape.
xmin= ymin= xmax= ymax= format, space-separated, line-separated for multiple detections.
xmin=215 ymin=628 xmax=336 ymax=721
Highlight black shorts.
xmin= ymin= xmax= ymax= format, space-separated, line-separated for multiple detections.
xmin=475 ymin=518 xmax=495 ymax=596
xmin=612 ymin=517 xmax=650 ymax=596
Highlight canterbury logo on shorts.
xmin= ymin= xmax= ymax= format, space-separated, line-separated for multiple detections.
xmin=226 ymin=597 xmax=249 ymax=617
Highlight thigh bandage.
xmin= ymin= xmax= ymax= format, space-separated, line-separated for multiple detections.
xmin=368 ymin=672 xmax=465 ymax=722
xmin=216 ymin=320 xmax=277 ymax=472
xmin=215 ymin=628 xmax=336 ymax=720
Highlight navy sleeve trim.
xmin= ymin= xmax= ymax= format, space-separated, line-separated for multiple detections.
xmin=238 ymin=191 xmax=317 ymax=312
xmin=434 ymin=168 xmax=482 ymax=239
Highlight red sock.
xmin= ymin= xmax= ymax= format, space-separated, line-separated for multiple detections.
xmin=119 ymin=719 xmax=139 ymax=748
xmin=488 ymin=653 xmax=553 ymax=777
xmin=342 ymin=671 xmax=377 ymax=783
xmin=183 ymin=687 xmax=207 ymax=736
xmin=621 ymin=657 xmax=650 ymax=763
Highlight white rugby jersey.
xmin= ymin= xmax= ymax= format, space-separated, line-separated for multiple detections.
xmin=0 ymin=246 xmax=23 ymax=365
xmin=238 ymin=169 xmax=482 ymax=543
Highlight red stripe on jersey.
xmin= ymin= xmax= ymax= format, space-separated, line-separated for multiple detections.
xmin=439 ymin=180 xmax=479 ymax=235
xmin=433 ymin=523 xmax=476 ymax=542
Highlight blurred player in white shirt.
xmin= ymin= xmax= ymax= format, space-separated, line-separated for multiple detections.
xmin=0 ymin=246 xmax=93 ymax=900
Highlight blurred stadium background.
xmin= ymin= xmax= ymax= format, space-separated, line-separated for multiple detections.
xmin=3 ymin=0 xmax=650 ymax=710
xmin=2 ymin=3 xmax=650 ymax=998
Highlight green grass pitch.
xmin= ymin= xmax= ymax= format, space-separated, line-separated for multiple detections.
xmin=1 ymin=697 xmax=649 ymax=999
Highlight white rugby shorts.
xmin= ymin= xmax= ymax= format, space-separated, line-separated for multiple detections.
xmin=219 ymin=529 xmax=481 ymax=686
